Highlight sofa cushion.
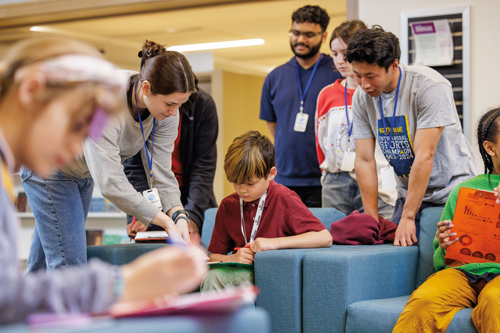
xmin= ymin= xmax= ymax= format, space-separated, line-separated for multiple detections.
xmin=87 ymin=243 xmax=167 ymax=265
xmin=416 ymin=207 xmax=444 ymax=287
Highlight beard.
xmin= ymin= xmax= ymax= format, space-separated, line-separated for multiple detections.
xmin=290 ymin=39 xmax=322 ymax=59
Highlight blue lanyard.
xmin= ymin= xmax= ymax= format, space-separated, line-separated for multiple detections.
xmin=344 ymin=81 xmax=354 ymax=143
xmin=378 ymin=66 xmax=402 ymax=158
xmin=134 ymin=80 xmax=156 ymax=188
xmin=295 ymin=54 xmax=323 ymax=113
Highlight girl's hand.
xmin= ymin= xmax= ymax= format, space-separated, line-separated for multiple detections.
xmin=494 ymin=186 xmax=500 ymax=204
xmin=436 ymin=220 xmax=458 ymax=250
xmin=117 ymin=245 xmax=207 ymax=307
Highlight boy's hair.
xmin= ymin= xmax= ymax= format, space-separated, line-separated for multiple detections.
xmin=477 ymin=108 xmax=500 ymax=174
xmin=291 ymin=5 xmax=330 ymax=32
xmin=330 ymin=19 xmax=367 ymax=49
xmin=224 ymin=131 xmax=275 ymax=184
xmin=345 ymin=25 xmax=400 ymax=70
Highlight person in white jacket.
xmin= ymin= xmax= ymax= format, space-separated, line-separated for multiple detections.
xmin=0 ymin=36 xmax=206 ymax=324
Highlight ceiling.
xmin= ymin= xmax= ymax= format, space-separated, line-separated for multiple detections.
xmin=0 ymin=0 xmax=346 ymax=75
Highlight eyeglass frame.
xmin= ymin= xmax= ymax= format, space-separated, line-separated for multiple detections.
xmin=289 ymin=29 xmax=324 ymax=39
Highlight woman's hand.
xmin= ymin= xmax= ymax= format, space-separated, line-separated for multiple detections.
xmin=150 ymin=211 xmax=190 ymax=243
xmin=126 ymin=220 xmax=148 ymax=239
xmin=436 ymin=220 xmax=458 ymax=250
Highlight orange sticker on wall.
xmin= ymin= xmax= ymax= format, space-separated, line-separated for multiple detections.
xmin=445 ymin=187 xmax=500 ymax=265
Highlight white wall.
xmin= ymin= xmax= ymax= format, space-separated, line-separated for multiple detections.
xmin=357 ymin=0 xmax=500 ymax=169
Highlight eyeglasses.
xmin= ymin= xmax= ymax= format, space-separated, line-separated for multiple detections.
xmin=289 ymin=29 xmax=323 ymax=39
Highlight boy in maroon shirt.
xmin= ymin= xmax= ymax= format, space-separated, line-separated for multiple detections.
xmin=201 ymin=131 xmax=332 ymax=291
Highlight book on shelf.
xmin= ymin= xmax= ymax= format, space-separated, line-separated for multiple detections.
xmin=86 ymin=230 xmax=103 ymax=246
xmin=15 ymin=192 xmax=27 ymax=212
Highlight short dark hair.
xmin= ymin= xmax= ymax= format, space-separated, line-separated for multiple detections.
xmin=345 ymin=25 xmax=400 ymax=70
xmin=477 ymin=108 xmax=500 ymax=174
xmin=292 ymin=5 xmax=330 ymax=32
xmin=224 ymin=131 xmax=275 ymax=184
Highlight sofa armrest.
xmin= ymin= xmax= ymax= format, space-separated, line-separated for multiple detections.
xmin=254 ymin=248 xmax=325 ymax=333
xmin=302 ymin=244 xmax=418 ymax=333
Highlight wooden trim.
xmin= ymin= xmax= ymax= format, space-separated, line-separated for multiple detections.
xmin=0 ymin=0 xmax=266 ymax=29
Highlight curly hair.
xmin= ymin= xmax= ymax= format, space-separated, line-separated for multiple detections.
xmin=291 ymin=5 xmax=330 ymax=32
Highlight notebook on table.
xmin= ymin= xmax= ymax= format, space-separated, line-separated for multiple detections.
xmin=445 ymin=187 xmax=500 ymax=265
xmin=134 ymin=231 xmax=168 ymax=243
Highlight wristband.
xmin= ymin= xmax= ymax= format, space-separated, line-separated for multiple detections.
xmin=174 ymin=215 xmax=190 ymax=225
xmin=172 ymin=209 xmax=189 ymax=222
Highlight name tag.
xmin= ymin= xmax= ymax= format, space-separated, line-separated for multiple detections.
xmin=340 ymin=150 xmax=356 ymax=172
xmin=381 ymin=166 xmax=397 ymax=190
xmin=142 ymin=188 xmax=163 ymax=211
xmin=294 ymin=112 xmax=309 ymax=132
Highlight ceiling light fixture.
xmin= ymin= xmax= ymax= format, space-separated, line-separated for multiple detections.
xmin=167 ymin=38 xmax=264 ymax=53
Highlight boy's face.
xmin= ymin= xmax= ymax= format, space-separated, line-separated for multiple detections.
xmin=351 ymin=60 xmax=399 ymax=97
xmin=233 ymin=167 xmax=277 ymax=202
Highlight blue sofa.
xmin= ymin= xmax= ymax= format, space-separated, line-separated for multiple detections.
xmin=301 ymin=206 xmax=478 ymax=333
xmin=202 ymin=207 xmax=346 ymax=333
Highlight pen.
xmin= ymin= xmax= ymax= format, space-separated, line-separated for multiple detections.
xmin=129 ymin=217 xmax=136 ymax=242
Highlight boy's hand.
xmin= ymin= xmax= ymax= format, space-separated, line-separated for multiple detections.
xmin=249 ymin=238 xmax=277 ymax=253
xmin=436 ymin=220 xmax=458 ymax=250
xmin=233 ymin=247 xmax=254 ymax=264
xmin=393 ymin=217 xmax=418 ymax=246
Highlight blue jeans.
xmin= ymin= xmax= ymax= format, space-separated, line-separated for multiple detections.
xmin=21 ymin=167 xmax=94 ymax=272
xmin=322 ymin=171 xmax=394 ymax=220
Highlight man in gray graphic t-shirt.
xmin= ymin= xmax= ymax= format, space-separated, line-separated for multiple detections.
xmin=346 ymin=26 xmax=477 ymax=247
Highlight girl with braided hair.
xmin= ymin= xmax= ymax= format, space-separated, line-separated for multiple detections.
xmin=393 ymin=108 xmax=500 ymax=332
xmin=23 ymin=39 xmax=197 ymax=272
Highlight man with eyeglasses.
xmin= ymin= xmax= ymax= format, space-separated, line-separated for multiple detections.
xmin=260 ymin=5 xmax=341 ymax=207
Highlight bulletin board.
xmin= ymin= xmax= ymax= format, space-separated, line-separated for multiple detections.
xmin=400 ymin=6 xmax=471 ymax=140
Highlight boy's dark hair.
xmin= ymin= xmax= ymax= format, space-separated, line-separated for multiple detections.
xmin=292 ymin=5 xmax=330 ymax=32
xmin=224 ymin=131 xmax=275 ymax=184
xmin=345 ymin=25 xmax=400 ymax=70
xmin=329 ymin=19 xmax=367 ymax=49
xmin=477 ymin=108 xmax=500 ymax=174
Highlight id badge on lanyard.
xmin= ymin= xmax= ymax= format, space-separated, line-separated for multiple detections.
xmin=381 ymin=165 xmax=397 ymax=190
xmin=378 ymin=66 xmax=401 ymax=191
xmin=240 ymin=191 xmax=267 ymax=244
xmin=135 ymin=80 xmax=160 ymax=210
xmin=340 ymin=82 xmax=355 ymax=172
xmin=294 ymin=55 xmax=322 ymax=133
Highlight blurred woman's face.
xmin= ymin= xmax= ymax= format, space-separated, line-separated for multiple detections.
xmin=22 ymin=88 xmax=95 ymax=177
